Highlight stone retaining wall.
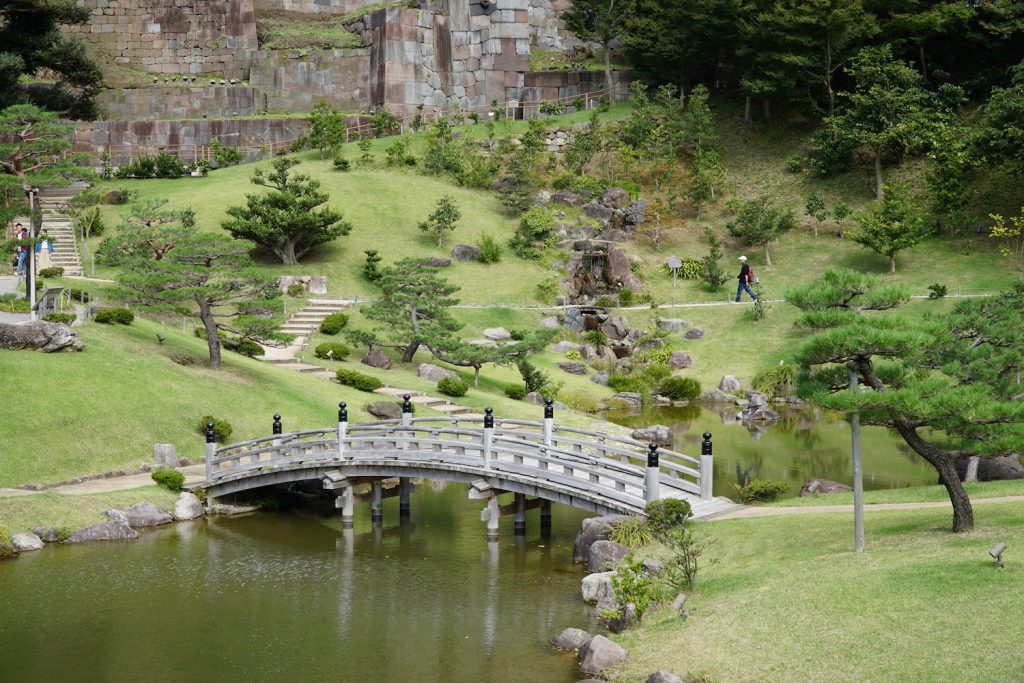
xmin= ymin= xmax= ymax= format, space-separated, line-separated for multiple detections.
xmin=97 ymin=86 xmax=261 ymax=120
xmin=253 ymin=0 xmax=379 ymax=13
xmin=249 ymin=49 xmax=372 ymax=112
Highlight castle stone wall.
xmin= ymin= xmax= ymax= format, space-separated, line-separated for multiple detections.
xmin=249 ymin=49 xmax=372 ymax=112
xmin=252 ymin=0 xmax=379 ymax=14
xmin=96 ymin=86 xmax=260 ymax=119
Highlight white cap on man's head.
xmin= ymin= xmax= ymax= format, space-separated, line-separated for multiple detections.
xmin=738 ymin=255 xmax=747 ymax=261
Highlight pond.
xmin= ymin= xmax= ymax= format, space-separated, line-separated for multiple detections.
xmin=0 ymin=483 xmax=596 ymax=682
xmin=603 ymin=403 xmax=938 ymax=499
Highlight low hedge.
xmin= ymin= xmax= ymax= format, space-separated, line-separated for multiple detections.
xmin=336 ymin=368 xmax=383 ymax=392
xmin=197 ymin=415 xmax=233 ymax=443
xmin=504 ymin=384 xmax=527 ymax=400
xmin=319 ymin=312 xmax=349 ymax=335
xmin=94 ymin=307 xmax=134 ymax=325
xmin=38 ymin=267 xmax=64 ymax=278
xmin=151 ymin=468 xmax=185 ymax=492
xmin=315 ymin=342 xmax=351 ymax=361
xmin=43 ymin=312 xmax=76 ymax=325
xmin=438 ymin=376 xmax=469 ymax=397
xmin=658 ymin=376 xmax=702 ymax=401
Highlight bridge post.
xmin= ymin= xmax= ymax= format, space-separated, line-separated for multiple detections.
xmin=513 ymin=493 xmax=526 ymax=535
xmin=337 ymin=402 xmax=348 ymax=459
xmin=400 ymin=395 xmax=412 ymax=451
xmin=399 ymin=477 xmax=412 ymax=517
xmin=340 ymin=487 xmax=354 ymax=528
xmin=645 ymin=443 xmax=660 ymax=504
xmin=540 ymin=500 xmax=552 ymax=534
xmin=483 ymin=407 xmax=494 ymax=470
xmin=486 ymin=494 xmax=500 ymax=539
xmin=700 ymin=432 xmax=714 ymax=501
xmin=272 ymin=414 xmax=282 ymax=449
xmin=540 ymin=399 xmax=553 ymax=471
xmin=204 ymin=421 xmax=216 ymax=482
xmin=371 ymin=480 xmax=383 ymax=522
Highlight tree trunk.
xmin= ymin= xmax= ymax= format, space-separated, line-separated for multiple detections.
xmin=198 ymin=303 xmax=222 ymax=369
xmin=893 ymin=420 xmax=974 ymax=532
xmin=437 ymin=234 xmax=443 ymax=247
xmin=874 ymin=150 xmax=884 ymax=201
xmin=401 ymin=340 xmax=420 ymax=363
xmin=890 ymin=255 xmax=896 ymax=273
xmin=603 ymin=42 xmax=613 ymax=101
xmin=743 ymin=96 xmax=752 ymax=126
xmin=278 ymin=242 xmax=298 ymax=266
xmin=473 ymin=365 xmax=480 ymax=387
xmin=763 ymin=244 xmax=772 ymax=266
xmin=762 ymin=98 xmax=770 ymax=121
xmin=918 ymin=44 xmax=928 ymax=83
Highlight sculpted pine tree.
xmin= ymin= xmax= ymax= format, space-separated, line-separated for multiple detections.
xmin=788 ymin=268 xmax=1024 ymax=532
xmin=221 ymin=158 xmax=351 ymax=265
xmin=432 ymin=330 xmax=556 ymax=386
xmin=348 ymin=258 xmax=462 ymax=363
xmin=116 ymin=231 xmax=280 ymax=369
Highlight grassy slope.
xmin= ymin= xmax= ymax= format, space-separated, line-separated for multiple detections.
xmin=770 ymin=478 xmax=1024 ymax=506
xmin=0 ymin=488 xmax=179 ymax=535
xmin=613 ymin=502 xmax=1024 ymax=682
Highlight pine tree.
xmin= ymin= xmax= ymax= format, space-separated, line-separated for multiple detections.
xmin=726 ymin=196 xmax=796 ymax=266
xmin=699 ymin=226 xmax=728 ymax=291
xmin=849 ymin=183 xmax=930 ymax=272
xmin=418 ymin=196 xmax=461 ymax=247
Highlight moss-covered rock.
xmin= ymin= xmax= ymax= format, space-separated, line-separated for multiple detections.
xmin=0 ymin=524 xmax=18 ymax=560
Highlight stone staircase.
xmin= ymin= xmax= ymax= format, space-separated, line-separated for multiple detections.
xmin=280 ymin=299 xmax=353 ymax=338
xmin=15 ymin=185 xmax=88 ymax=278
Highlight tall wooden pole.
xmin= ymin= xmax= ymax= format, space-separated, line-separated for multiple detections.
xmin=849 ymin=366 xmax=865 ymax=553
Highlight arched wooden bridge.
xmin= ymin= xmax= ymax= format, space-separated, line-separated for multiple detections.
xmin=199 ymin=399 xmax=738 ymax=534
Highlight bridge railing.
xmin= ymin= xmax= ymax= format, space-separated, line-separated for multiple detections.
xmin=202 ymin=398 xmax=715 ymax=504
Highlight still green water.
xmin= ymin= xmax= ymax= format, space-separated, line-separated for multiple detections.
xmin=0 ymin=484 xmax=595 ymax=683
xmin=604 ymin=403 xmax=938 ymax=496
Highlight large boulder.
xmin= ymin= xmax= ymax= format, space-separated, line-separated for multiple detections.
xmin=631 ymin=425 xmax=674 ymax=446
xmin=800 ymin=479 xmax=853 ymax=497
xmin=647 ymin=672 xmax=684 ymax=683
xmin=0 ymin=321 xmax=85 ymax=352
xmin=657 ymin=318 xmax=686 ymax=332
xmin=367 ymin=402 xmax=402 ymax=420
xmin=606 ymin=392 xmax=643 ymax=410
xmin=719 ymin=375 xmax=742 ymax=392
xmin=552 ymin=340 xmax=582 ymax=354
xmin=684 ymin=326 xmax=705 ymax=340
xmin=622 ymin=200 xmax=648 ymax=226
xmin=697 ymin=388 xmax=735 ymax=403
xmin=581 ymin=571 xmax=616 ymax=603
xmin=601 ymin=187 xmax=631 ymax=209
xmin=558 ymin=361 xmax=588 ymax=375
xmin=483 ymin=327 xmax=511 ymax=341
xmin=551 ymin=191 xmax=583 ymax=207
xmin=579 ymin=635 xmax=629 ymax=676
xmin=32 ymin=527 xmax=61 ymax=543
xmin=955 ymin=455 xmax=1024 ymax=481
xmin=738 ymin=403 xmax=781 ymax=422
xmin=361 ymin=346 xmax=391 ymax=369
xmin=554 ymin=628 xmax=593 ymax=651
xmin=668 ymin=351 xmax=693 ymax=370
xmin=451 ymin=244 xmax=480 ymax=262
xmin=590 ymin=372 xmax=609 ymax=386
xmin=582 ymin=201 xmax=614 ymax=223
xmin=65 ymin=520 xmax=139 ymax=543
xmin=11 ymin=533 xmax=44 ymax=552
xmin=635 ymin=338 xmax=665 ymax=353
xmin=539 ymin=316 xmax=561 ymax=329
xmin=588 ymin=539 xmax=631 ymax=572
xmin=120 ymin=502 xmax=173 ymax=527
xmin=573 ymin=514 xmax=628 ymax=563
xmin=606 ymin=248 xmax=642 ymax=289
xmin=153 ymin=443 xmax=178 ymax=468
xmin=173 ymin=492 xmax=204 ymax=521
xmin=600 ymin=315 xmax=629 ymax=341
xmin=418 ymin=363 xmax=458 ymax=382
xmin=426 ymin=257 xmax=451 ymax=268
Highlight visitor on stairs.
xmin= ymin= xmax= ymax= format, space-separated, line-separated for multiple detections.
xmin=15 ymin=224 xmax=28 ymax=276
xmin=34 ymin=229 xmax=53 ymax=273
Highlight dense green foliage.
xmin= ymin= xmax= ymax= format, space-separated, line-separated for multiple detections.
xmin=657 ymin=376 xmax=702 ymax=401
xmin=437 ymin=376 xmax=469 ymax=397
xmin=319 ymin=312 xmax=349 ymax=335
xmin=197 ymin=415 xmax=233 ymax=444
xmin=734 ymin=479 xmax=789 ymax=503
xmin=314 ymin=342 xmax=350 ymax=361
xmin=151 ymin=468 xmax=185 ymax=492
xmin=335 ymin=368 xmax=383 ymax=392
xmin=94 ymin=307 xmax=134 ymax=325
xmin=417 ymin=195 xmax=461 ymax=247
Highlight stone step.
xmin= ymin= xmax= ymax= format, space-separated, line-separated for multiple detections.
xmin=409 ymin=395 xmax=447 ymax=406
xmin=432 ymin=404 xmax=472 ymax=415
xmin=374 ymin=387 xmax=424 ymax=397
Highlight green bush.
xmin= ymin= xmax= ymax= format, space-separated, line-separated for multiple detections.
xmin=319 ymin=312 xmax=349 ymax=335
xmin=212 ymin=138 xmax=243 ymax=166
xmin=0 ymin=524 xmax=15 ymax=560
xmin=337 ymin=368 xmax=383 ymax=392
xmin=607 ymin=374 xmax=649 ymax=394
xmin=583 ymin=330 xmax=608 ymax=347
xmin=928 ymin=283 xmax=948 ymax=299
xmin=509 ymin=205 xmax=558 ymax=258
xmin=658 ymin=376 xmax=702 ymax=401
xmin=286 ymin=283 xmax=305 ymax=297
xmin=558 ymin=387 xmax=601 ymax=412
xmin=43 ymin=312 xmax=76 ymax=325
xmin=534 ymin=276 xmax=561 ymax=304
xmin=608 ymin=516 xmax=654 ymax=548
xmin=233 ymin=339 xmax=265 ymax=357
xmin=609 ymin=556 xmax=656 ymax=624
xmin=476 ymin=232 xmax=502 ymax=263
xmin=151 ymin=468 xmax=185 ymax=492
xmin=645 ymin=498 xmax=693 ymax=534
xmin=752 ymin=363 xmax=796 ymax=398
xmin=197 ymin=415 xmax=233 ymax=443
xmin=734 ymin=479 xmax=789 ymax=503
xmin=94 ymin=307 xmax=134 ymax=325
xmin=437 ymin=376 xmax=469 ymax=397
xmin=786 ymin=154 xmax=806 ymax=173
xmin=0 ymin=294 xmax=30 ymax=313
xmin=504 ymin=384 xmax=527 ymax=400
xmin=315 ymin=342 xmax=350 ymax=361
xmin=565 ymin=348 xmax=582 ymax=360
xmin=38 ymin=267 xmax=64 ymax=278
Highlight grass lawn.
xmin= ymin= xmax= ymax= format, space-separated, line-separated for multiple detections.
xmin=0 ymin=488 xmax=179 ymax=535
xmin=770 ymin=478 xmax=1024 ymax=507
xmin=612 ymin=501 xmax=1024 ymax=682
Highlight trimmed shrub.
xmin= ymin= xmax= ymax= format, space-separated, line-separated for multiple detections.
xmin=319 ymin=312 xmax=349 ymax=335
xmin=43 ymin=312 xmax=76 ymax=325
xmin=337 ymin=368 xmax=383 ymax=392
xmin=658 ymin=376 xmax=702 ymax=401
xmin=504 ymin=384 xmax=527 ymax=400
xmin=752 ymin=364 xmax=797 ymax=398
xmin=734 ymin=479 xmax=789 ymax=503
xmin=233 ymin=339 xmax=265 ymax=357
xmin=38 ymin=267 xmax=64 ymax=278
xmin=315 ymin=342 xmax=350 ymax=361
xmin=286 ymin=283 xmax=305 ymax=297
xmin=94 ymin=307 xmax=134 ymax=325
xmin=437 ymin=376 xmax=469 ymax=397
xmin=151 ymin=468 xmax=185 ymax=492
xmin=476 ymin=232 xmax=502 ymax=263
xmin=197 ymin=415 xmax=233 ymax=443
xmin=645 ymin=498 xmax=693 ymax=534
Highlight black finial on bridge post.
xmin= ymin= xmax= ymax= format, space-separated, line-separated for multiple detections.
xmin=338 ymin=402 xmax=348 ymax=422
xmin=273 ymin=414 xmax=282 ymax=435
xmin=205 ymin=421 xmax=216 ymax=443
xmin=484 ymin=407 xmax=494 ymax=428
xmin=702 ymin=431 xmax=712 ymax=456
xmin=647 ymin=442 xmax=659 ymax=467
xmin=544 ymin=398 xmax=554 ymax=419
xmin=402 ymin=394 xmax=412 ymax=414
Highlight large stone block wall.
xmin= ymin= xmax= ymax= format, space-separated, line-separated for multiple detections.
xmin=253 ymin=0 xmax=379 ymax=14
xmin=66 ymin=0 xmax=258 ymax=79
xmin=249 ymin=49 xmax=372 ymax=112
xmin=96 ymin=86 xmax=260 ymax=119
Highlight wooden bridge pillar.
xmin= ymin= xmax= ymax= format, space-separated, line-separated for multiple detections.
xmin=371 ymin=480 xmax=383 ymax=522
xmin=485 ymin=495 xmax=500 ymax=539
xmin=399 ymin=477 xmax=412 ymax=517
xmin=540 ymin=500 xmax=552 ymax=534
xmin=340 ymin=487 xmax=354 ymax=528
xmin=513 ymin=493 xmax=526 ymax=535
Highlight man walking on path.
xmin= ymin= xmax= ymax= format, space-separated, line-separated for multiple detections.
xmin=734 ymin=255 xmax=757 ymax=303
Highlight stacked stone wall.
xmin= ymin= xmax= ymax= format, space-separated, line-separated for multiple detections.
xmin=97 ymin=86 xmax=261 ymax=119
xmin=249 ymin=49 xmax=372 ymax=112
xmin=252 ymin=0 xmax=380 ymax=14
xmin=65 ymin=0 xmax=258 ymax=79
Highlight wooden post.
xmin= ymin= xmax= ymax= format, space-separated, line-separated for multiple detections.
xmin=204 ymin=421 xmax=216 ymax=482
xmin=541 ymin=399 xmax=553 ymax=471
xmin=645 ymin=443 xmax=660 ymax=504
xmin=400 ymin=394 xmax=412 ymax=451
xmin=483 ymin=407 xmax=494 ymax=469
xmin=513 ymin=493 xmax=526 ymax=535
xmin=849 ymin=366 xmax=865 ymax=553
xmin=371 ymin=480 xmax=383 ymax=522
xmin=700 ymin=432 xmax=714 ymax=500
xmin=399 ymin=477 xmax=412 ymax=517
xmin=486 ymin=494 xmax=500 ymax=539
xmin=337 ymin=402 xmax=348 ymax=459
xmin=272 ymin=414 xmax=282 ymax=451
xmin=540 ymin=499 xmax=552 ymax=533
xmin=340 ymin=487 xmax=354 ymax=528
